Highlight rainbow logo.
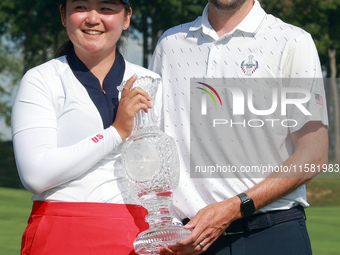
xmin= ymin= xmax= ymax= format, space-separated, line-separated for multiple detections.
xmin=196 ymin=82 xmax=222 ymax=115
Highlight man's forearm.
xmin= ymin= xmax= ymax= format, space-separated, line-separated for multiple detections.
xmin=242 ymin=122 xmax=328 ymax=212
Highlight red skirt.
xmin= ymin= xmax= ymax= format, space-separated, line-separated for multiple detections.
xmin=21 ymin=201 xmax=148 ymax=255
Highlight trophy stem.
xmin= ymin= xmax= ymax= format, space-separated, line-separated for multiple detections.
xmin=140 ymin=192 xmax=173 ymax=227
xmin=133 ymin=192 xmax=191 ymax=254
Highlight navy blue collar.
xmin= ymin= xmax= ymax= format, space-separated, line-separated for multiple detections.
xmin=67 ymin=48 xmax=125 ymax=128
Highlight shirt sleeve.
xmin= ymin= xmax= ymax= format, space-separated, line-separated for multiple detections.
xmin=11 ymin=68 xmax=58 ymax=135
xmin=282 ymin=33 xmax=323 ymax=79
xmin=282 ymin=33 xmax=328 ymax=132
xmin=13 ymin=126 xmax=122 ymax=195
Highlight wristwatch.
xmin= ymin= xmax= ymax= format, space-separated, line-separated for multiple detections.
xmin=237 ymin=193 xmax=255 ymax=217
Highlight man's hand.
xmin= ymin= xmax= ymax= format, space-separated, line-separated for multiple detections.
xmin=164 ymin=197 xmax=241 ymax=254
xmin=112 ymin=74 xmax=153 ymax=140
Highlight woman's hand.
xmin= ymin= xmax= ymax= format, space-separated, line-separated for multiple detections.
xmin=112 ymin=74 xmax=153 ymax=140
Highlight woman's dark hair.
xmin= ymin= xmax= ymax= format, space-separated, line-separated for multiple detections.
xmin=60 ymin=0 xmax=66 ymax=8
xmin=55 ymin=0 xmax=131 ymax=58
xmin=55 ymin=0 xmax=71 ymax=57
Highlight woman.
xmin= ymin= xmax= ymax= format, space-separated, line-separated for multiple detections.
xmin=11 ymin=0 xmax=161 ymax=254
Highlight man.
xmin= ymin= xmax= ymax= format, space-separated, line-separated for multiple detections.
xmin=149 ymin=0 xmax=328 ymax=254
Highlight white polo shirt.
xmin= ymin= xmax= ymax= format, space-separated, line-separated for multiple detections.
xmin=149 ymin=1 xmax=328 ymax=220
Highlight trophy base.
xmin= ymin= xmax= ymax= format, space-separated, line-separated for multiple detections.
xmin=134 ymin=225 xmax=191 ymax=255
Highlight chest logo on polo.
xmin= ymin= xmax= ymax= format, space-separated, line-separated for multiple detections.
xmin=241 ymin=55 xmax=259 ymax=76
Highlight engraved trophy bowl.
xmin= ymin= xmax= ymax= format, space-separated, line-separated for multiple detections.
xmin=119 ymin=76 xmax=191 ymax=254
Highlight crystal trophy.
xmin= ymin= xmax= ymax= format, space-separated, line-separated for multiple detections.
xmin=119 ymin=76 xmax=191 ymax=254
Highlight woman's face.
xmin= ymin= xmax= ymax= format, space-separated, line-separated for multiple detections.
xmin=60 ymin=0 xmax=131 ymax=58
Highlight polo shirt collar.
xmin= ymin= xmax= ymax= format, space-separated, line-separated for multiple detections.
xmin=67 ymin=47 xmax=125 ymax=128
xmin=189 ymin=0 xmax=266 ymax=37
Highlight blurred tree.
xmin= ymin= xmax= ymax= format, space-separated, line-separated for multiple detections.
xmin=0 ymin=38 xmax=22 ymax=140
xmin=0 ymin=0 xmax=66 ymax=140
xmin=0 ymin=0 xmax=67 ymax=75
xmin=261 ymin=0 xmax=340 ymax=161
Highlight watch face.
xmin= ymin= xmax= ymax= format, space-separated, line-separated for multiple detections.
xmin=240 ymin=195 xmax=255 ymax=216
xmin=242 ymin=203 xmax=254 ymax=216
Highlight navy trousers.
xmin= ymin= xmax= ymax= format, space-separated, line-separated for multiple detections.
xmin=203 ymin=218 xmax=312 ymax=255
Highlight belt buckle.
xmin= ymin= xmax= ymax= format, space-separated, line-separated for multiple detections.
xmin=223 ymin=231 xmax=244 ymax=236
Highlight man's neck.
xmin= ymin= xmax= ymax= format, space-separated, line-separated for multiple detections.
xmin=208 ymin=0 xmax=254 ymax=37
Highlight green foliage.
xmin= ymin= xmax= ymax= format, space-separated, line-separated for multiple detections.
xmin=306 ymin=207 xmax=340 ymax=255
xmin=0 ymin=39 xmax=22 ymax=134
xmin=306 ymin=177 xmax=340 ymax=206
xmin=0 ymin=142 xmax=22 ymax=188
xmin=0 ymin=187 xmax=32 ymax=255
xmin=0 ymin=0 xmax=67 ymax=73
xmin=131 ymin=0 xmax=206 ymax=33
xmin=0 ymin=0 xmax=67 ymax=139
